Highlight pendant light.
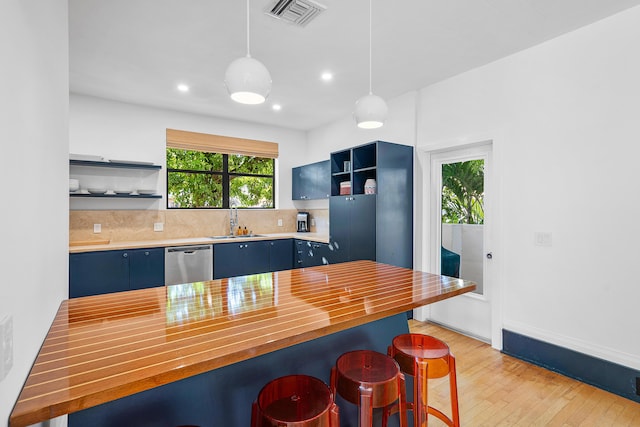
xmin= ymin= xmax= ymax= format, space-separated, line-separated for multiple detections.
xmin=354 ymin=0 xmax=388 ymax=129
xmin=225 ymin=0 xmax=272 ymax=104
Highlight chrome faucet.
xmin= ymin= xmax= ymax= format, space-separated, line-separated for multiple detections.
xmin=229 ymin=206 xmax=238 ymax=235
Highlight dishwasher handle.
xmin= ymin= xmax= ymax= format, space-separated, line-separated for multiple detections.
xmin=166 ymin=245 xmax=212 ymax=253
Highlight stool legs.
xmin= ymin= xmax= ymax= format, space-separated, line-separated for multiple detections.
xmin=420 ymin=354 xmax=458 ymax=427
xmin=359 ymin=386 xmax=373 ymax=427
xmin=388 ymin=335 xmax=460 ymax=427
xmin=414 ymin=358 xmax=428 ymax=427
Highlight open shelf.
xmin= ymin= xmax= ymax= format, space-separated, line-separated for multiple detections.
xmin=330 ymin=142 xmax=380 ymax=196
xmin=70 ymin=193 xmax=161 ymax=199
xmin=70 ymin=160 xmax=161 ymax=170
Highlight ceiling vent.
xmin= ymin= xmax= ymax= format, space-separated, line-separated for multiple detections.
xmin=266 ymin=0 xmax=327 ymax=27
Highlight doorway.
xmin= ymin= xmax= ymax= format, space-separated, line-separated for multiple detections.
xmin=425 ymin=142 xmax=495 ymax=343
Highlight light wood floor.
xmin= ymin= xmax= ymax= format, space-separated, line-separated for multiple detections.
xmin=408 ymin=320 xmax=640 ymax=426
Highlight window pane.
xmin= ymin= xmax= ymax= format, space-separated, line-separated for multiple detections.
xmin=228 ymin=155 xmax=274 ymax=175
xmin=230 ymin=176 xmax=274 ymax=208
xmin=168 ymin=171 xmax=223 ymax=208
xmin=167 ymin=148 xmax=223 ymax=172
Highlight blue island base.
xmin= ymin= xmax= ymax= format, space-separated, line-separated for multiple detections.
xmin=70 ymin=313 xmax=412 ymax=427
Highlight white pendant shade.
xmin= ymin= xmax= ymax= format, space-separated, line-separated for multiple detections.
xmin=225 ymin=55 xmax=272 ymax=105
xmin=354 ymin=93 xmax=388 ymax=129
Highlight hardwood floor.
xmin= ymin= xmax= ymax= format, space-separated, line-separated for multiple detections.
xmin=408 ymin=320 xmax=640 ymax=426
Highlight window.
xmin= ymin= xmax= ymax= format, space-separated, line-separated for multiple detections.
xmin=166 ymin=129 xmax=278 ymax=209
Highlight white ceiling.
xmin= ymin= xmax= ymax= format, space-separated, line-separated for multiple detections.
xmin=69 ymin=0 xmax=640 ymax=131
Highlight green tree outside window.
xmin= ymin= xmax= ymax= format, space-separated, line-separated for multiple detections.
xmin=167 ymin=148 xmax=274 ymax=209
xmin=441 ymin=159 xmax=484 ymax=224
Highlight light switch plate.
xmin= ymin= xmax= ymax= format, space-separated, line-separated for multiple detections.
xmin=277 ymin=219 xmax=283 ymax=227
xmin=93 ymin=223 xmax=101 ymax=233
xmin=534 ymin=232 xmax=552 ymax=247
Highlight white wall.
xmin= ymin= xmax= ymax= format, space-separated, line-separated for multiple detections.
xmin=0 ymin=1 xmax=69 ymax=426
xmin=69 ymin=94 xmax=307 ymax=210
xmin=418 ymin=6 xmax=640 ymax=369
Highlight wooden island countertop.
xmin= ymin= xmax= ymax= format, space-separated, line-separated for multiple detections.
xmin=10 ymin=260 xmax=475 ymax=427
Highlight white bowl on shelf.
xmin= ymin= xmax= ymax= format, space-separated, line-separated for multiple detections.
xmin=69 ymin=179 xmax=80 ymax=192
xmin=87 ymin=187 xmax=107 ymax=194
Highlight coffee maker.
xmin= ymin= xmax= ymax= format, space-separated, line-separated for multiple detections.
xmin=297 ymin=212 xmax=310 ymax=232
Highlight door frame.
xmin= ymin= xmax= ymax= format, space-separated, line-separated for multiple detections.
xmin=415 ymin=138 xmax=503 ymax=350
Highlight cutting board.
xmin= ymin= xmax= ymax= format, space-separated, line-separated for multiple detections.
xmin=69 ymin=239 xmax=110 ymax=246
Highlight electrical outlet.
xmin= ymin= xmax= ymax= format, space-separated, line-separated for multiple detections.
xmin=93 ymin=223 xmax=101 ymax=233
xmin=0 ymin=315 xmax=13 ymax=382
xmin=153 ymin=222 xmax=164 ymax=232
xmin=277 ymin=219 xmax=283 ymax=227
xmin=311 ymin=218 xmax=316 ymax=226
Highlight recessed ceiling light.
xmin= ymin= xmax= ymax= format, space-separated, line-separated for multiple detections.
xmin=177 ymin=84 xmax=190 ymax=93
xmin=272 ymin=104 xmax=282 ymax=111
xmin=321 ymin=72 xmax=333 ymax=82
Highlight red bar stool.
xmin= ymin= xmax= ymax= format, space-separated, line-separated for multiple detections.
xmin=387 ymin=334 xmax=460 ymax=427
xmin=251 ymin=374 xmax=340 ymax=427
xmin=330 ymin=350 xmax=408 ymax=427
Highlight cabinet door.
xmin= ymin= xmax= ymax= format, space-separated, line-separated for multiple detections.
xmin=214 ymin=241 xmax=270 ymax=279
xmin=308 ymin=160 xmax=330 ymax=199
xmin=329 ymin=197 xmax=351 ymax=263
xmin=130 ymin=248 xmax=165 ymax=290
xmin=292 ymin=161 xmax=330 ymax=200
xmin=308 ymin=242 xmax=331 ymax=267
xmin=349 ymin=195 xmax=376 ymax=262
xmin=213 ymin=243 xmax=244 ymax=279
xmin=316 ymin=242 xmax=337 ymax=265
xmin=292 ymin=166 xmax=303 ymax=200
xmin=243 ymin=241 xmax=270 ymax=275
xmin=69 ymin=251 xmax=129 ymax=298
xmin=269 ymin=239 xmax=293 ymax=272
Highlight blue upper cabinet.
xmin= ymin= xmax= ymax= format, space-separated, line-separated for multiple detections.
xmin=292 ymin=160 xmax=330 ymax=200
xmin=329 ymin=141 xmax=413 ymax=269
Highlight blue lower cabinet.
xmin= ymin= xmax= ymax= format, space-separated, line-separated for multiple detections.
xmin=269 ymin=239 xmax=293 ymax=272
xmin=69 ymin=248 xmax=165 ymax=298
xmin=70 ymin=250 xmax=130 ymax=297
xmin=295 ymin=239 xmax=335 ymax=267
xmin=214 ymin=241 xmax=270 ymax=279
xmin=130 ymin=248 xmax=166 ymax=290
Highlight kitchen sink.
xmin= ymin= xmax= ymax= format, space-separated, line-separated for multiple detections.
xmin=208 ymin=234 xmax=265 ymax=239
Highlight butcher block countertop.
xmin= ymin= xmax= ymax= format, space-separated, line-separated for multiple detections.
xmin=69 ymin=232 xmax=329 ymax=253
xmin=9 ymin=260 xmax=475 ymax=427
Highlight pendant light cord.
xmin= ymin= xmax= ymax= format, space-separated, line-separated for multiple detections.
xmin=368 ymin=0 xmax=372 ymax=95
xmin=246 ymin=0 xmax=251 ymax=57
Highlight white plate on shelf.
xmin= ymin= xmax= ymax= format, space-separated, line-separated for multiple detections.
xmin=70 ymin=154 xmax=105 ymax=162
xmin=136 ymin=189 xmax=156 ymax=195
xmin=109 ymin=159 xmax=155 ymax=165
xmin=113 ymin=189 xmax=132 ymax=195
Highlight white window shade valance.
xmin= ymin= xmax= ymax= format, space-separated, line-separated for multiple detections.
xmin=166 ymin=128 xmax=279 ymax=159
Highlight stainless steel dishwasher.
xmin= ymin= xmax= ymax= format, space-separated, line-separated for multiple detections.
xmin=165 ymin=245 xmax=213 ymax=286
